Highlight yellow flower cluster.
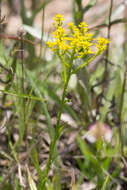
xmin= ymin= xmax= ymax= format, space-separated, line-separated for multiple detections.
xmin=96 ymin=37 xmax=109 ymax=54
xmin=47 ymin=14 xmax=109 ymax=58
xmin=53 ymin=13 xmax=64 ymax=27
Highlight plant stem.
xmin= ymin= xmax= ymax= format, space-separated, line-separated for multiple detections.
xmin=103 ymin=0 xmax=113 ymax=81
xmin=21 ymin=32 xmax=26 ymax=139
xmin=39 ymin=54 xmax=74 ymax=189
xmin=16 ymin=30 xmax=26 ymax=148
xmin=39 ymin=7 xmax=45 ymax=59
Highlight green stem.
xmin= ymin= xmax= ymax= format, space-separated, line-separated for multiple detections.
xmin=39 ymin=7 xmax=45 ymax=59
xmin=39 ymin=53 xmax=74 ymax=189
xmin=73 ymin=54 xmax=97 ymax=74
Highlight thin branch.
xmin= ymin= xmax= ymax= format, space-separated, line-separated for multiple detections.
xmin=0 ymin=34 xmax=35 ymax=45
xmin=20 ymin=30 xmax=26 ymax=141
xmin=104 ymin=0 xmax=114 ymax=78
xmin=88 ymin=18 xmax=127 ymax=31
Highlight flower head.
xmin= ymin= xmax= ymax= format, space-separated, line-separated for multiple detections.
xmin=79 ymin=22 xmax=88 ymax=33
xmin=96 ymin=37 xmax=109 ymax=54
xmin=47 ymin=14 xmax=109 ymax=58
xmin=84 ymin=122 xmax=112 ymax=143
xmin=53 ymin=14 xmax=64 ymax=27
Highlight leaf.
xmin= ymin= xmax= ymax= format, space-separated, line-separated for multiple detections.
xmin=83 ymin=0 xmax=97 ymax=14
xmin=23 ymin=25 xmax=50 ymax=41
xmin=0 ymin=89 xmax=45 ymax=102
xmin=26 ymin=165 xmax=37 ymax=190
xmin=26 ymin=70 xmax=55 ymax=139
xmin=89 ymin=64 xmax=105 ymax=88
xmin=100 ymin=69 xmax=120 ymax=121
xmin=14 ymin=175 xmax=20 ymax=190
xmin=32 ymin=0 xmax=51 ymax=18
xmin=101 ymin=175 xmax=110 ymax=190
xmin=31 ymin=148 xmax=42 ymax=180
xmin=77 ymin=135 xmax=98 ymax=165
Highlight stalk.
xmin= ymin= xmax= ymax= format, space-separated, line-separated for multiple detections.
xmin=39 ymin=53 xmax=74 ymax=189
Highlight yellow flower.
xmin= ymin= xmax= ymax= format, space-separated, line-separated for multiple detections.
xmin=53 ymin=26 xmax=66 ymax=39
xmin=68 ymin=22 xmax=78 ymax=33
xmin=78 ymin=22 xmax=88 ymax=33
xmin=53 ymin=14 xmax=64 ymax=27
xmin=96 ymin=37 xmax=109 ymax=54
xmin=85 ymin=33 xmax=93 ymax=41
xmin=46 ymin=40 xmax=57 ymax=51
xmin=47 ymin=14 xmax=109 ymax=58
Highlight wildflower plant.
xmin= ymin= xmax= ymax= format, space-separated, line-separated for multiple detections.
xmin=47 ymin=14 xmax=109 ymax=81
xmin=40 ymin=14 xmax=109 ymax=189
